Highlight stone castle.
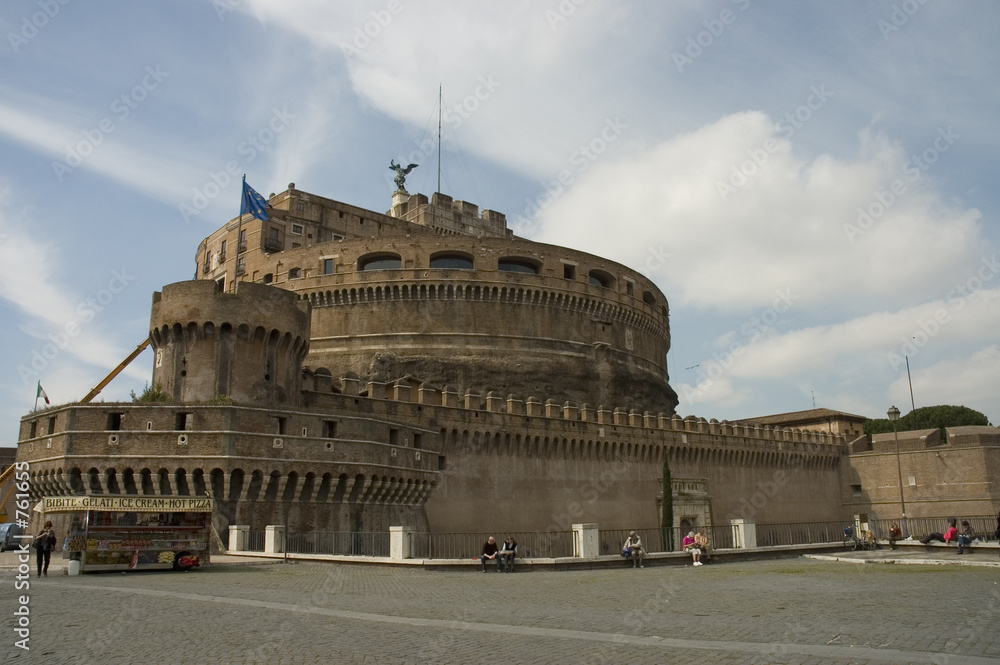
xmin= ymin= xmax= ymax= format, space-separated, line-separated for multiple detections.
xmin=15 ymin=184 xmax=1000 ymax=539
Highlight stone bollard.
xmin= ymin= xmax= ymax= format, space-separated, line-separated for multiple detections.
xmin=572 ymin=523 xmax=599 ymax=558
xmin=390 ymin=526 xmax=414 ymax=560
xmin=731 ymin=519 xmax=757 ymax=549
xmin=228 ymin=524 xmax=249 ymax=552
xmin=265 ymin=525 xmax=285 ymax=554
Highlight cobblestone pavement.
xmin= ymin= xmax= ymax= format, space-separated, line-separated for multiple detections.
xmin=2 ymin=557 xmax=999 ymax=665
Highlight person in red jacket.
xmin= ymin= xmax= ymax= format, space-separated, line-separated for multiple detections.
xmin=919 ymin=518 xmax=958 ymax=545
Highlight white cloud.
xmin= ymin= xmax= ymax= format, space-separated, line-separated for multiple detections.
xmin=0 ymin=191 xmax=146 ymax=390
xmin=531 ymin=112 xmax=986 ymax=313
xmin=723 ymin=286 xmax=1000 ymax=380
xmin=891 ymin=346 xmax=1000 ymax=424
xmin=0 ymin=97 xmax=194 ymax=204
xmin=240 ymin=0 xmax=657 ymax=178
xmin=674 ymin=376 xmax=751 ymax=414
xmin=0 ymin=188 xmax=78 ymax=327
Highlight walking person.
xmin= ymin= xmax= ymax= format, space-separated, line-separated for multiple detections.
xmin=33 ymin=521 xmax=57 ymax=577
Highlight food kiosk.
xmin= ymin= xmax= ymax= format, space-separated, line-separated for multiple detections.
xmin=38 ymin=495 xmax=213 ymax=573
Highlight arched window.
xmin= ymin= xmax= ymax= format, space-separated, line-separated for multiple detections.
xmin=643 ymin=291 xmax=656 ymax=306
xmin=359 ymin=253 xmax=402 ymax=271
xmin=288 ymin=267 xmax=301 ymax=279
xmin=498 ymin=257 xmax=539 ymax=274
xmin=262 ymin=273 xmax=273 ymax=284
xmin=429 ymin=252 xmax=474 ymax=269
xmin=588 ymin=270 xmax=613 ymax=289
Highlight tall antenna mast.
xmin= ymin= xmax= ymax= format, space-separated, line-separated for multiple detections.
xmin=437 ymin=84 xmax=442 ymax=193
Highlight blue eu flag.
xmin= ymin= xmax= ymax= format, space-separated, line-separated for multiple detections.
xmin=240 ymin=177 xmax=270 ymax=221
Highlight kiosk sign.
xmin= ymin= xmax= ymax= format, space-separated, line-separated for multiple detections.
xmin=40 ymin=496 xmax=213 ymax=512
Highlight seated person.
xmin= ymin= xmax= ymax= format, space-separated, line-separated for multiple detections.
xmin=887 ymin=523 xmax=903 ymax=549
xmin=683 ymin=531 xmax=702 ymax=566
xmin=498 ymin=536 xmax=517 ymax=572
xmin=920 ymin=519 xmax=958 ymax=545
xmin=862 ymin=529 xmax=878 ymax=549
xmin=957 ymin=521 xmax=976 ymax=555
xmin=480 ymin=536 xmax=500 ymax=572
xmin=623 ymin=531 xmax=644 ymax=568
xmin=694 ymin=529 xmax=712 ymax=562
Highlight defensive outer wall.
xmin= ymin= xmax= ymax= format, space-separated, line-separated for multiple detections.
xmin=15 ymin=392 xmax=845 ymax=537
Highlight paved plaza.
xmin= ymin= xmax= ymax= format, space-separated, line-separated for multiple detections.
xmin=2 ymin=554 xmax=999 ymax=665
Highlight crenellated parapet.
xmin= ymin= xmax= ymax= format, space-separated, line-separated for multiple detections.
xmin=298 ymin=373 xmax=845 ymax=471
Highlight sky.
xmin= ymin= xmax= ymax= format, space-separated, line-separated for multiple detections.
xmin=1 ymin=1 xmax=998 ymax=444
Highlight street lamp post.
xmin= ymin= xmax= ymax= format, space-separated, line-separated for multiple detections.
xmin=887 ymin=405 xmax=908 ymax=537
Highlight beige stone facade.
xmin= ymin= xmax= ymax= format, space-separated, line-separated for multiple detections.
xmin=844 ymin=426 xmax=1000 ymax=519
xmin=738 ymin=408 xmax=867 ymax=440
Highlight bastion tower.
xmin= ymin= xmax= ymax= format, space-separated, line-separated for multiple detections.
xmin=149 ymin=281 xmax=311 ymax=406
xmin=196 ymin=185 xmax=680 ymax=414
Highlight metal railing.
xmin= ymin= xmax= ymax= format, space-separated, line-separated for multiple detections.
xmin=754 ymin=521 xmax=844 ymax=547
xmin=410 ymin=531 xmax=574 ymax=559
xmin=866 ymin=516 xmax=998 ymax=542
xmin=286 ymin=531 xmax=389 ymax=557
xmin=234 ymin=517 xmax=999 ymax=560
xmin=245 ymin=530 xmax=266 ymax=552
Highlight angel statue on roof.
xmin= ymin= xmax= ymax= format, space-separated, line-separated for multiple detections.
xmin=389 ymin=159 xmax=418 ymax=193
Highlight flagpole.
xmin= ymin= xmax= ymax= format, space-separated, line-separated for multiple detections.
xmin=34 ymin=381 xmax=40 ymax=411
xmin=235 ymin=175 xmax=246 ymax=292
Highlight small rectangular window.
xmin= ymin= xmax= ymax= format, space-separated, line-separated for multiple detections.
xmin=174 ymin=413 xmax=191 ymax=431
xmin=413 ymin=433 xmax=422 ymax=449
xmin=563 ymin=264 xmax=575 ymax=280
xmin=46 ymin=417 xmax=56 ymax=435
xmin=29 ymin=421 xmax=37 ymax=438
xmin=274 ymin=417 xmax=287 ymax=435
xmin=323 ymin=421 xmax=337 ymax=438
xmin=106 ymin=413 xmax=123 ymax=431
xmin=438 ymin=455 xmax=446 ymax=470
xmin=323 ymin=258 xmax=334 ymax=275
xmin=292 ymin=224 xmax=304 ymax=235
xmin=851 ymin=484 xmax=862 ymax=496
xmin=238 ymin=229 xmax=247 ymax=252
xmin=625 ymin=281 xmax=634 ymax=297
xmin=389 ymin=428 xmax=399 ymax=445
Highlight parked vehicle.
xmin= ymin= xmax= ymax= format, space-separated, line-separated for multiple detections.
xmin=0 ymin=522 xmax=25 ymax=551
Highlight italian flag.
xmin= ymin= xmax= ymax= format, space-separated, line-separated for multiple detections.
xmin=36 ymin=382 xmax=50 ymax=404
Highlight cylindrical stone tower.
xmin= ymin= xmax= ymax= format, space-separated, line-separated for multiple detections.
xmin=149 ymin=281 xmax=311 ymax=405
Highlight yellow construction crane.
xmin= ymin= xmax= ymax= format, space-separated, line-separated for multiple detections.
xmin=0 ymin=464 xmax=15 ymax=522
xmin=79 ymin=338 xmax=151 ymax=404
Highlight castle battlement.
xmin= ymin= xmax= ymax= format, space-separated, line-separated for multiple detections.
xmin=391 ymin=191 xmax=510 ymax=238
xmin=299 ymin=372 xmax=846 ymax=454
